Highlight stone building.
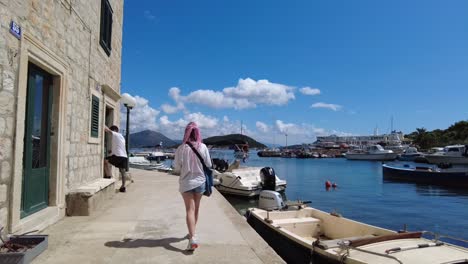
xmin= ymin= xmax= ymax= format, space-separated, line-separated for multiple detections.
xmin=0 ymin=0 xmax=124 ymax=234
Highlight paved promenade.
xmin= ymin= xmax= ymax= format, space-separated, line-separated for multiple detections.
xmin=33 ymin=169 xmax=284 ymax=264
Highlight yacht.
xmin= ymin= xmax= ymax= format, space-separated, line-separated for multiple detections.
xmin=425 ymin=145 xmax=468 ymax=165
xmin=213 ymin=166 xmax=287 ymax=197
xmin=398 ymin=147 xmax=424 ymax=161
xmin=345 ymin=145 xmax=398 ymax=161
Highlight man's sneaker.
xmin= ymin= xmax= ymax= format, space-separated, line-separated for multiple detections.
xmin=186 ymin=237 xmax=198 ymax=251
xmin=119 ymin=186 xmax=126 ymax=192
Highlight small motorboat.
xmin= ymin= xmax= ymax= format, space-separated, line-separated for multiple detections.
xmin=145 ymin=151 xmax=167 ymax=162
xmin=382 ymin=162 xmax=468 ymax=187
xmin=398 ymin=147 xmax=424 ymax=161
xmin=345 ymin=145 xmax=398 ymax=161
xmin=425 ymin=145 xmax=468 ymax=165
xmin=213 ymin=166 xmax=287 ymax=197
xmin=246 ymin=189 xmax=468 ymax=264
xmin=129 ymin=156 xmax=165 ymax=170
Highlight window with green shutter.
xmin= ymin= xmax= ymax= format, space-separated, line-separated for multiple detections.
xmin=99 ymin=0 xmax=113 ymax=56
xmin=91 ymin=95 xmax=100 ymax=138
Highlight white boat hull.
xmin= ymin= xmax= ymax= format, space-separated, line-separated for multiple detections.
xmin=246 ymin=207 xmax=468 ymax=264
xmin=216 ymin=183 xmax=286 ymax=197
xmin=214 ymin=167 xmax=287 ymax=197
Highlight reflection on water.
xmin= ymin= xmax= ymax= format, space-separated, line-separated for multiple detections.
xmin=414 ymin=184 xmax=468 ymax=197
xmin=383 ymin=180 xmax=468 ymax=197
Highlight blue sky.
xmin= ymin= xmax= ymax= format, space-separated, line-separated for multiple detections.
xmin=121 ymin=0 xmax=468 ymax=145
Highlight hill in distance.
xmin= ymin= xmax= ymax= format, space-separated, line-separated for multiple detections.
xmin=204 ymin=134 xmax=267 ymax=149
xmin=129 ymin=130 xmax=177 ymax=148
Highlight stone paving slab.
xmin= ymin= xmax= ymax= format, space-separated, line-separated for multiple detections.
xmin=32 ymin=169 xmax=284 ymax=264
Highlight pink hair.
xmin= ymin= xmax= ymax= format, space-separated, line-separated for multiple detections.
xmin=182 ymin=122 xmax=202 ymax=147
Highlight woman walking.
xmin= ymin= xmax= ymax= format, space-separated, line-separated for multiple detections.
xmin=174 ymin=122 xmax=212 ymax=251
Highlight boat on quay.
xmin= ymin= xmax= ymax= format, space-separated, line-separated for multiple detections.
xmin=214 ymin=166 xmax=287 ymax=197
xmin=424 ymin=145 xmax=468 ymax=165
xmin=345 ymin=145 xmax=398 ymax=161
xmin=382 ymin=162 xmax=468 ymax=187
xmin=245 ymin=179 xmax=468 ymax=264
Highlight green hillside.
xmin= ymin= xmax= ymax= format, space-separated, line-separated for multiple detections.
xmin=406 ymin=120 xmax=468 ymax=149
xmin=203 ymin=134 xmax=267 ymax=149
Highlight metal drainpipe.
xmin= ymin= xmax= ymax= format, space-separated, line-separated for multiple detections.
xmin=125 ymin=105 xmax=130 ymax=171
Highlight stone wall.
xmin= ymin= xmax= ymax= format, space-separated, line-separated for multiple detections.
xmin=0 ymin=0 xmax=124 ymax=230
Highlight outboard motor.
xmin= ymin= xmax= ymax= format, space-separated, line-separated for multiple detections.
xmin=259 ymin=167 xmax=284 ymax=210
xmin=258 ymin=190 xmax=285 ymax=211
xmin=260 ymin=167 xmax=276 ymax=191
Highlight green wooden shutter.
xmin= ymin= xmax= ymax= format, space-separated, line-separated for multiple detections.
xmin=99 ymin=0 xmax=113 ymax=56
xmin=91 ymin=95 xmax=100 ymax=138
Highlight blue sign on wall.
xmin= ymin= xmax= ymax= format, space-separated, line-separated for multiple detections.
xmin=10 ymin=21 xmax=21 ymax=39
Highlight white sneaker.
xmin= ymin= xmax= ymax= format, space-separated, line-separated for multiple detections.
xmin=186 ymin=236 xmax=199 ymax=251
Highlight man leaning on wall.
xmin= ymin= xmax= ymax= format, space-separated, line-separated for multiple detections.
xmin=104 ymin=125 xmax=128 ymax=192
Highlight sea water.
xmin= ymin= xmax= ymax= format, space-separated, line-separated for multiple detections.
xmin=210 ymin=149 xmax=468 ymax=247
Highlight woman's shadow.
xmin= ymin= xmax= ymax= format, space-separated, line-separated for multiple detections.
xmin=105 ymin=236 xmax=192 ymax=255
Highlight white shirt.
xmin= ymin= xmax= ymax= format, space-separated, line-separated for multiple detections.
xmin=174 ymin=143 xmax=212 ymax=193
xmin=110 ymin=131 xmax=127 ymax=157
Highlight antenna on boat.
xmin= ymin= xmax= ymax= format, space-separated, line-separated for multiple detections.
xmin=391 ymin=116 xmax=394 ymax=132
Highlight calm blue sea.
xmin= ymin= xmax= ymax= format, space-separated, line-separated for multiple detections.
xmin=209 ymin=149 xmax=468 ymax=247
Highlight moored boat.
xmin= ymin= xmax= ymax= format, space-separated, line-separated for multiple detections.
xmin=345 ymin=145 xmax=398 ymax=161
xmin=397 ymin=147 xmax=423 ymax=161
xmin=214 ymin=167 xmax=287 ymax=197
xmin=424 ymin=145 xmax=468 ymax=165
xmin=246 ymin=205 xmax=468 ymax=264
xmin=382 ymin=162 xmax=468 ymax=187
xmin=257 ymin=148 xmax=282 ymax=157
xmin=128 ymin=156 xmax=165 ymax=170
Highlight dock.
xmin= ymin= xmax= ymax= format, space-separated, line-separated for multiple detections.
xmin=32 ymin=169 xmax=284 ymax=264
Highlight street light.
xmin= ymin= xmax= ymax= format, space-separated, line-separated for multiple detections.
xmin=121 ymin=93 xmax=136 ymax=171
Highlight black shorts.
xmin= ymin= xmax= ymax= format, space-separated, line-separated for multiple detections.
xmin=106 ymin=155 xmax=128 ymax=169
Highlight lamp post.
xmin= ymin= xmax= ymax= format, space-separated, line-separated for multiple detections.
xmin=121 ymin=93 xmax=136 ymax=171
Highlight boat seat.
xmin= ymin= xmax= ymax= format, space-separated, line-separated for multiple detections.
xmin=271 ymin=217 xmax=320 ymax=225
xmin=315 ymin=235 xmax=377 ymax=250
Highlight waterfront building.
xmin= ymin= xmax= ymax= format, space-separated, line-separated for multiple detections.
xmin=0 ymin=0 xmax=124 ymax=233
xmin=315 ymin=131 xmax=406 ymax=148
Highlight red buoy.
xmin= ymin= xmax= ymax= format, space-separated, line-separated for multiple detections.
xmin=325 ymin=181 xmax=332 ymax=188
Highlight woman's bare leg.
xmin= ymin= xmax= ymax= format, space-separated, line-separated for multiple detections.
xmin=182 ymin=192 xmax=196 ymax=238
xmin=193 ymin=193 xmax=203 ymax=225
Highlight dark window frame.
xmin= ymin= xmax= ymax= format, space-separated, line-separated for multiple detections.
xmin=99 ymin=0 xmax=113 ymax=56
xmin=91 ymin=95 xmax=100 ymax=138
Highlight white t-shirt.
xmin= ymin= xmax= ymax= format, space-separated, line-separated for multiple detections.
xmin=174 ymin=143 xmax=212 ymax=193
xmin=110 ymin=131 xmax=127 ymax=157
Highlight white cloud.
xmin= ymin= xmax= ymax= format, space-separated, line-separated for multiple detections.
xmin=120 ymin=95 xmax=160 ymax=133
xmin=256 ymin=121 xmax=269 ymax=133
xmin=166 ymin=78 xmax=296 ymax=110
xmin=311 ymin=102 xmax=342 ymax=111
xmin=185 ymin=89 xmax=254 ymax=109
xmin=223 ymin=78 xmax=295 ymax=106
xmin=161 ymin=87 xmax=185 ymax=114
xmin=184 ymin=112 xmax=218 ymax=129
xmin=300 ymin=87 xmax=321 ymax=96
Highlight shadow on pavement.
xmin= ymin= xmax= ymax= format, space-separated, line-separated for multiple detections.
xmin=105 ymin=237 xmax=192 ymax=255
